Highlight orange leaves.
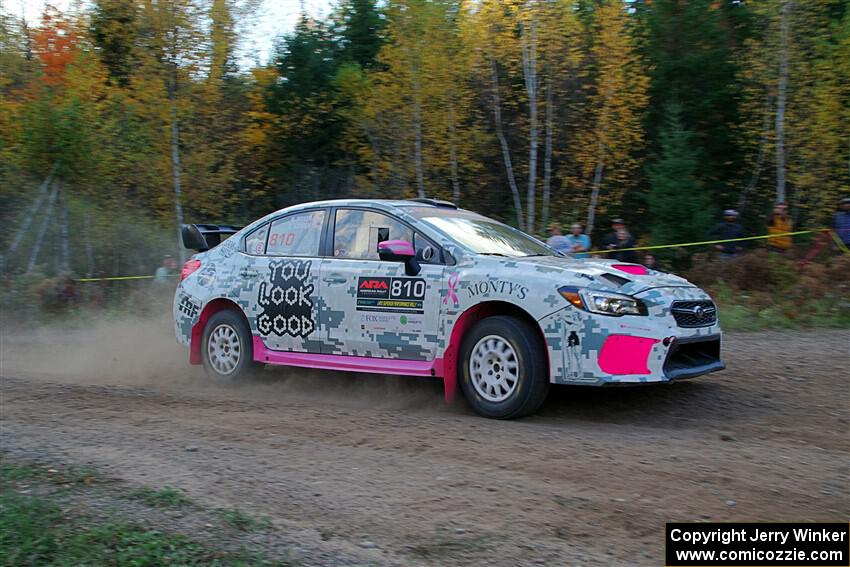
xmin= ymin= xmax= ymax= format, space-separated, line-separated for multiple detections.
xmin=31 ymin=7 xmax=79 ymax=88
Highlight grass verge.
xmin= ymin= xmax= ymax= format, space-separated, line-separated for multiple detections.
xmin=125 ymin=486 xmax=195 ymax=509
xmin=0 ymin=457 xmax=286 ymax=566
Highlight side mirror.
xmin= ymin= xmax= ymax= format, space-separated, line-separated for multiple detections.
xmin=182 ymin=225 xmax=209 ymax=251
xmin=378 ymin=239 xmax=420 ymax=276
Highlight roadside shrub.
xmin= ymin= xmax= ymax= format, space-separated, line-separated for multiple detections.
xmin=686 ymin=251 xmax=850 ymax=330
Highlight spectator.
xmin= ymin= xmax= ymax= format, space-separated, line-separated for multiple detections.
xmin=600 ymin=218 xmax=639 ymax=263
xmin=564 ymin=223 xmax=591 ymax=258
xmin=546 ymin=224 xmax=572 ymax=255
xmin=834 ymin=197 xmax=850 ymax=247
xmin=643 ymin=253 xmax=658 ymax=270
xmin=709 ymin=209 xmax=744 ymax=258
xmin=155 ymin=255 xmax=178 ymax=284
xmin=767 ymin=201 xmax=792 ymax=253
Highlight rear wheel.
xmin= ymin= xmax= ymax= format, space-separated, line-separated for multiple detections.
xmin=459 ymin=315 xmax=549 ymax=419
xmin=202 ymin=310 xmax=261 ymax=381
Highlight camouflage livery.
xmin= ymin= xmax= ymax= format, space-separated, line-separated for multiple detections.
xmin=174 ymin=199 xmax=723 ymax=386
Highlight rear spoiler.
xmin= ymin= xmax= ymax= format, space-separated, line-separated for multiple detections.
xmin=181 ymin=224 xmax=242 ymax=251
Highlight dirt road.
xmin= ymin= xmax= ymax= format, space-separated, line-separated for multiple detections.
xmin=1 ymin=318 xmax=848 ymax=566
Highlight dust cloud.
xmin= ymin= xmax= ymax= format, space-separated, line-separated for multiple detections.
xmin=0 ymin=303 xmax=448 ymax=413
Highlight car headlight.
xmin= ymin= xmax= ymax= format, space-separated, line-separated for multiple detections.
xmin=558 ymin=286 xmax=647 ymax=316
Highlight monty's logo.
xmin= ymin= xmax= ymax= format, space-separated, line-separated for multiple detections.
xmin=467 ymin=280 xmax=528 ymax=300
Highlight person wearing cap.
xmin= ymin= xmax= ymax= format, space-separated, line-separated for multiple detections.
xmin=601 ymin=218 xmax=638 ymax=263
xmin=709 ymin=209 xmax=745 ymax=258
xmin=546 ymin=224 xmax=572 ymax=255
xmin=767 ymin=201 xmax=793 ymax=253
xmin=563 ymin=223 xmax=591 ymax=259
xmin=834 ymin=197 xmax=850 ymax=246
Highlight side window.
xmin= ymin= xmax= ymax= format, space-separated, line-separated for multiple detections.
xmin=245 ymin=224 xmax=269 ymax=255
xmin=332 ymin=209 xmax=413 ymax=260
xmin=266 ymin=210 xmax=325 ymax=257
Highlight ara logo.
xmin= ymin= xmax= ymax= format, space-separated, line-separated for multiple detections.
xmin=359 ymin=279 xmax=389 ymax=290
xmin=356 ymin=277 xmax=392 ymax=299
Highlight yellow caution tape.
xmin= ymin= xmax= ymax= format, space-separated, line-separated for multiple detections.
xmin=589 ymin=229 xmax=821 ymax=255
xmin=74 ymin=228 xmax=847 ymax=281
xmin=75 ymin=274 xmax=176 ymax=282
xmin=828 ymin=229 xmax=850 ymax=255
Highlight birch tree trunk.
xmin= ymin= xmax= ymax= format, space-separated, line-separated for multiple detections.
xmin=448 ymin=95 xmax=461 ymax=203
xmin=412 ymin=66 xmax=426 ymax=199
xmin=170 ymin=71 xmax=186 ymax=264
xmin=738 ymin=100 xmax=771 ymax=213
xmin=541 ymin=79 xmax=554 ymax=231
xmin=7 ymin=164 xmax=57 ymax=256
xmin=58 ymin=185 xmax=70 ymax=273
xmin=775 ymin=0 xmax=793 ymax=204
xmin=362 ymin=124 xmax=383 ymax=193
xmin=522 ymin=14 xmax=539 ymax=234
xmin=26 ymin=180 xmax=60 ymax=273
xmin=490 ymin=59 xmax=525 ymax=230
xmin=586 ymin=139 xmax=605 ymax=236
xmin=85 ymin=214 xmax=94 ymax=278
xmin=391 ymin=125 xmax=405 ymax=197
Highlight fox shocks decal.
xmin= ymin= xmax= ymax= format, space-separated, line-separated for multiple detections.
xmin=257 ymin=260 xmax=315 ymax=338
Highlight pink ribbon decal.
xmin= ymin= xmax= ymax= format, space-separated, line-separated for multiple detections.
xmin=444 ymin=271 xmax=459 ymax=306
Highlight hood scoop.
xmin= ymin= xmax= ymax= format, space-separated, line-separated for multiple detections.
xmin=601 ymin=273 xmax=632 ymax=287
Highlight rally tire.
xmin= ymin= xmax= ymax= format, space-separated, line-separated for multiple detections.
xmin=459 ymin=315 xmax=550 ymax=419
xmin=202 ymin=310 xmax=261 ymax=381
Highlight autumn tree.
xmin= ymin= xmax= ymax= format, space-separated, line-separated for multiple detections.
xmin=740 ymin=0 xmax=848 ymax=223
xmin=574 ymin=0 xmax=648 ymax=235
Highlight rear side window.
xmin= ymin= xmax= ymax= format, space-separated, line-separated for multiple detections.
xmin=266 ymin=210 xmax=325 ymax=256
xmin=245 ymin=224 xmax=269 ymax=255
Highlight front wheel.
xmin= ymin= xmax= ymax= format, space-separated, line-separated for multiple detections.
xmin=459 ymin=315 xmax=550 ymax=419
xmin=202 ymin=310 xmax=261 ymax=381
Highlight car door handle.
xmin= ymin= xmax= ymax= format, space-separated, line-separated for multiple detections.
xmin=323 ymin=276 xmax=347 ymax=284
xmin=240 ymin=269 xmax=259 ymax=278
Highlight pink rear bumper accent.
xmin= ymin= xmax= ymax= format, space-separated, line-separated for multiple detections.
xmin=598 ymin=334 xmax=659 ymax=375
xmin=252 ymin=336 xmax=438 ymax=377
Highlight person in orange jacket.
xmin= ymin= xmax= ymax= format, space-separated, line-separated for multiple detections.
xmin=767 ymin=202 xmax=793 ymax=253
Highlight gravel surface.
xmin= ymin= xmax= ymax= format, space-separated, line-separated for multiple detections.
xmin=1 ymin=318 xmax=848 ymax=566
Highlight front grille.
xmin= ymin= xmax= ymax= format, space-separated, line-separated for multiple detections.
xmin=671 ymin=300 xmax=717 ymax=327
xmin=663 ymin=337 xmax=722 ymax=379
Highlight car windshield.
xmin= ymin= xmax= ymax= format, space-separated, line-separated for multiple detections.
xmin=410 ymin=208 xmax=553 ymax=257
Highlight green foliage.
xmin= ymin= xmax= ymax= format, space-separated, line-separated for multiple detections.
xmin=0 ymin=458 xmax=286 ymax=566
xmin=686 ymin=251 xmax=850 ymax=331
xmin=90 ymin=0 xmax=139 ymax=87
xmin=647 ymin=103 xmax=712 ymax=266
xmin=0 ymin=0 xmax=847 ymax=283
xmin=125 ymin=486 xmax=194 ymax=509
xmin=336 ymin=0 xmax=385 ymax=69
xmin=640 ymin=0 xmax=746 ymax=204
xmin=0 ymin=458 xmax=101 ymax=486
xmin=0 ymin=491 xmax=283 ymax=566
xmin=216 ymin=508 xmax=271 ymax=532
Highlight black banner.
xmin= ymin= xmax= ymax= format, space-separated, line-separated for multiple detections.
xmin=666 ymin=523 xmax=849 ymax=566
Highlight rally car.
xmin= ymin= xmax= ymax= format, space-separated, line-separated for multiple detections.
xmin=174 ymin=199 xmax=724 ymax=419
